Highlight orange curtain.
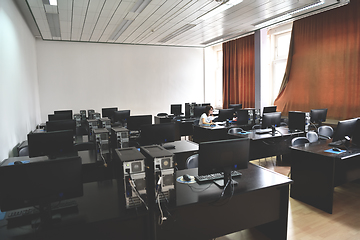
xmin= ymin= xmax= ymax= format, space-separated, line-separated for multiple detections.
xmin=223 ymin=34 xmax=255 ymax=109
xmin=274 ymin=1 xmax=360 ymax=120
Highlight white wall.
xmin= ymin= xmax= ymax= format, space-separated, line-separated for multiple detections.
xmin=0 ymin=0 xmax=41 ymax=161
xmin=36 ymin=41 xmax=204 ymax=121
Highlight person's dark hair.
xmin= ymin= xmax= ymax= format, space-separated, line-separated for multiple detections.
xmin=205 ymin=105 xmax=213 ymax=116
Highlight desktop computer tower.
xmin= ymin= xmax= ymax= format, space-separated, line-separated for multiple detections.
xmin=74 ymin=114 xmax=81 ymax=127
xmin=99 ymin=117 xmax=111 ymax=130
xmin=111 ymin=127 xmax=130 ymax=149
xmin=185 ymin=102 xmax=196 ymax=118
xmin=89 ymin=112 xmax=101 ymax=120
xmin=80 ymin=110 xmax=86 ymax=120
xmin=244 ymin=108 xmax=261 ymax=125
xmin=88 ymin=109 xmax=95 ymax=118
xmin=140 ymin=145 xmax=174 ymax=204
xmin=254 ymin=109 xmax=261 ymax=124
xmin=94 ymin=128 xmax=110 ymax=162
xmin=115 ymin=147 xmax=147 ymax=209
xmin=87 ymin=119 xmax=99 ymax=141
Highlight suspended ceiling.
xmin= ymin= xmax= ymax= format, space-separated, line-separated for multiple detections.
xmin=15 ymin=0 xmax=349 ymax=47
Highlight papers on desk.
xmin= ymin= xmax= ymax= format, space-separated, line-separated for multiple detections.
xmin=324 ymin=149 xmax=346 ymax=154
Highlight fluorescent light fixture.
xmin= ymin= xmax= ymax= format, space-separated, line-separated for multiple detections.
xmin=109 ymin=20 xmax=134 ymax=41
xmin=46 ymin=13 xmax=61 ymax=37
xmin=49 ymin=0 xmax=57 ymax=6
xmin=198 ymin=0 xmax=243 ymax=21
xmin=159 ymin=24 xmax=197 ymax=43
xmin=131 ymin=0 xmax=152 ymax=13
xmin=254 ymin=0 xmax=325 ymax=28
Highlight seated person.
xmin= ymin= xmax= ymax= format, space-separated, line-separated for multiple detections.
xmin=199 ymin=105 xmax=214 ymax=126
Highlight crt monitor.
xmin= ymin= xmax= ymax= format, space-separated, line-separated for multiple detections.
xmin=27 ymin=130 xmax=75 ymax=158
xmin=46 ymin=119 xmax=76 ymax=135
xmin=310 ymin=108 xmax=328 ymax=124
xmin=170 ymin=104 xmax=182 ymax=116
xmin=198 ymin=138 xmax=250 ymax=186
xmin=0 ymin=156 xmax=83 ymax=225
xmin=140 ymin=123 xmax=180 ymax=146
xmin=194 ymin=106 xmax=206 ymax=118
xmin=217 ymin=108 xmax=235 ymax=122
xmin=262 ymin=112 xmax=281 ymax=129
xmin=332 ymin=118 xmax=358 ymax=142
xmin=102 ymin=107 xmax=118 ymax=120
xmin=114 ymin=110 xmax=131 ymax=124
xmin=288 ymin=111 xmax=306 ymax=132
xmin=229 ymin=104 xmax=242 ymax=111
xmin=236 ymin=109 xmax=249 ymax=125
xmin=127 ymin=115 xmax=152 ymax=131
xmin=54 ymin=110 xmax=73 ymax=120
xmin=263 ymin=106 xmax=277 ymax=114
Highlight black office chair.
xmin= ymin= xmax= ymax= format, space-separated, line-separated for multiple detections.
xmin=291 ymin=137 xmax=310 ymax=146
xmin=18 ymin=146 xmax=29 ymax=156
xmin=157 ymin=113 xmax=168 ymax=117
xmin=227 ymin=127 xmax=245 ymax=135
xmin=306 ymin=131 xmax=319 ymax=143
xmin=186 ymin=154 xmax=198 ymax=169
xmin=318 ymin=125 xmax=334 ymax=140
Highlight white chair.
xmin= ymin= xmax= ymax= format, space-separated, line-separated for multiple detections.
xmin=186 ymin=154 xmax=198 ymax=169
xmin=306 ymin=131 xmax=319 ymax=143
xmin=318 ymin=125 xmax=334 ymax=139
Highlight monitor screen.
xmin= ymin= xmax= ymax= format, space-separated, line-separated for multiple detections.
xmin=46 ymin=119 xmax=76 ymax=135
xmin=310 ymin=108 xmax=328 ymax=124
xmin=28 ymin=130 xmax=75 ymax=158
xmin=229 ymin=104 xmax=242 ymax=110
xmin=114 ymin=110 xmax=130 ymax=124
xmin=262 ymin=112 xmax=281 ymax=129
xmin=198 ymin=138 xmax=250 ymax=176
xmin=0 ymin=156 xmax=83 ymax=212
xmin=102 ymin=107 xmax=118 ymax=120
xmin=140 ymin=123 xmax=180 ymax=145
xmin=194 ymin=106 xmax=206 ymax=118
xmin=236 ymin=109 xmax=249 ymax=125
xmin=263 ymin=106 xmax=277 ymax=114
xmin=170 ymin=104 xmax=182 ymax=116
xmin=217 ymin=108 xmax=235 ymax=121
xmin=288 ymin=111 xmax=305 ymax=132
xmin=54 ymin=110 xmax=73 ymax=120
xmin=332 ymin=118 xmax=358 ymax=142
xmin=127 ymin=115 xmax=152 ymax=131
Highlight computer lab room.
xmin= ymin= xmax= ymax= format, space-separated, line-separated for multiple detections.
xmin=1 ymin=0 xmax=360 ymax=239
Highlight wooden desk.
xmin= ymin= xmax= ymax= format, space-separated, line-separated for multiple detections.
xmin=290 ymin=140 xmax=360 ymax=213
xmin=156 ymin=164 xmax=292 ymax=240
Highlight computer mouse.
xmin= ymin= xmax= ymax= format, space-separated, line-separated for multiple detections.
xmin=210 ymin=124 xmax=216 ymax=127
xmin=14 ymin=161 xmax=23 ymax=165
xmin=332 ymin=147 xmax=342 ymax=152
xmin=241 ymin=130 xmax=247 ymax=133
xmin=182 ymin=174 xmax=191 ymax=181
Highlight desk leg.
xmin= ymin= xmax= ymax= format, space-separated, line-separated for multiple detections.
xmin=290 ymin=150 xmax=335 ymax=214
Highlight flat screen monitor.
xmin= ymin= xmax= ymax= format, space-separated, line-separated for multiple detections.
xmin=140 ymin=123 xmax=180 ymax=146
xmin=127 ymin=115 xmax=152 ymax=131
xmin=114 ymin=110 xmax=130 ymax=124
xmin=54 ymin=110 xmax=73 ymax=120
xmin=198 ymin=138 xmax=250 ymax=186
xmin=170 ymin=104 xmax=182 ymax=116
xmin=262 ymin=112 xmax=281 ymax=129
xmin=0 ymin=156 xmax=83 ymax=221
xmin=332 ymin=118 xmax=358 ymax=142
xmin=288 ymin=111 xmax=305 ymax=132
xmin=28 ymin=130 xmax=75 ymax=158
xmin=217 ymin=108 xmax=235 ymax=122
xmin=46 ymin=119 xmax=76 ymax=135
xmin=352 ymin=119 xmax=360 ymax=145
xmin=236 ymin=109 xmax=249 ymax=125
xmin=201 ymin=103 xmax=211 ymax=106
xmin=229 ymin=104 xmax=242 ymax=111
xmin=194 ymin=106 xmax=206 ymax=118
xmin=310 ymin=108 xmax=328 ymax=124
xmin=263 ymin=106 xmax=277 ymax=114
xmin=48 ymin=114 xmax=70 ymax=121
xmin=102 ymin=107 xmax=118 ymax=120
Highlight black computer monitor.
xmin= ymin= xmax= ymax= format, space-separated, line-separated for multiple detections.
xmin=54 ymin=110 xmax=73 ymax=120
xmin=217 ymin=108 xmax=235 ymax=122
xmin=102 ymin=107 xmax=118 ymax=121
xmin=198 ymin=138 xmax=250 ymax=187
xmin=201 ymin=103 xmax=211 ymax=106
xmin=263 ymin=106 xmax=277 ymax=115
xmin=194 ymin=106 xmax=206 ymax=118
xmin=46 ymin=119 xmax=76 ymax=135
xmin=332 ymin=118 xmax=358 ymax=142
xmin=352 ymin=119 xmax=360 ymax=146
xmin=127 ymin=115 xmax=152 ymax=131
xmin=310 ymin=108 xmax=328 ymax=124
xmin=262 ymin=112 xmax=281 ymax=129
xmin=229 ymin=104 xmax=242 ymax=111
xmin=48 ymin=114 xmax=70 ymax=121
xmin=140 ymin=123 xmax=180 ymax=146
xmin=27 ymin=130 xmax=75 ymax=158
xmin=288 ymin=111 xmax=306 ymax=132
xmin=236 ymin=109 xmax=249 ymax=125
xmin=114 ymin=110 xmax=130 ymax=125
xmin=0 ymin=156 xmax=83 ymax=226
xmin=170 ymin=104 xmax=182 ymax=116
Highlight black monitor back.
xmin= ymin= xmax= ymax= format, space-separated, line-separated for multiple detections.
xmin=127 ymin=115 xmax=152 ymax=131
xmin=171 ymin=104 xmax=182 ymax=116
xmin=217 ymin=108 xmax=235 ymax=122
xmin=352 ymin=119 xmax=360 ymax=145
xmin=263 ymin=106 xmax=277 ymax=114
xmin=140 ymin=123 xmax=180 ymax=145
xmin=236 ymin=109 xmax=249 ymax=125
xmin=288 ymin=111 xmax=305 ymax=132
xmin=54 ymin=110 xmax=73 ymax=119
xmin=114 ymin=110 xmax=130 ymax=124
xmin=46 ymin=120 xmax=76 ymax=135
xmin=194 ymin=106 xmax=206 ymax=118
xmin=0 ymin=156 xmax=83 ymax=212
xmin=262 ymin=112 xmax=281 ymax=129
xmin=332 ymin=118 xmax=358 ymax=142
xmin=229 ymin=104 xmax=242 ymax=111
xmin=102 ymin=107 xmax=118 ymax=120
xmin=310 ymin=108 xmax=328 ymax=124
xmin=48 ymin=114 xmax=70 ymax=121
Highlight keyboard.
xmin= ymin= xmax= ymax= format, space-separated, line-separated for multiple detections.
xmin=195 ymin=170 xmax=242 ymax=183
xmin=328 ymin=140 xmax=344 ymax=147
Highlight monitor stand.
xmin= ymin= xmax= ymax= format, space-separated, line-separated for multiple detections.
xmin=213 ymin=167 xmax=238 ymax=189
xmin=213 ymin=179 xmax=238 ymax=188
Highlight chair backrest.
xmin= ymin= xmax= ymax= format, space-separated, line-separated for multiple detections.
xmin=318 ymin=125 xmax=334 ymax=138
xmin=157 ymin=113 xmax=168 ymax=117
xmin=291 ymin=137 xmax=310 ymax=146
xmin=227 ymin=128 xmax=244 ymax=134
xmin=186 ymin=154 xmax=199 ymax=169
xmin=306 ymin=131 xmax=319 ymax=143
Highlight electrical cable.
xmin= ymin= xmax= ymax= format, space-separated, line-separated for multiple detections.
xmin=97 ymin=142 xmax=107 ymax=167
xmin=127 ymin=171 xmax=148 ymax=210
